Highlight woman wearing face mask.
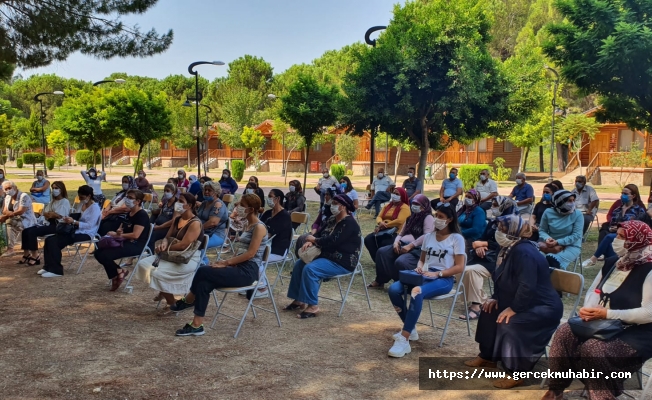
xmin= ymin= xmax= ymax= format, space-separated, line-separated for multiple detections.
xmin=387 ymin=204 xmax=465 ymax=357
xmin=583 ymin=184 xmax=647 ymax=268
xmin=457 ymin=189 xmax=487 ymax=242
xmin=370 ymin=194 xmax=434 ymax=290
xmin=543 ymin=220 xmax=652 ymax=400
xmin=81 ymin=167 xmax=106 ymax=206
xmin=489 ymin=196 xmax=518 ymax=219
xmin=197 ymin=181 xmax=229 ymax=264
xmin=170 ymin=194 xmax=269 ymax=336
xmin=529 ymin=183 xmax=558 ymax=242
xmin=465 ymin=215 xmax=562 ymax=389
xmin=39 ymin=185 xmax=101 ymax=277
xmin=244 ymin=181 xmax=265 ymax=213
xmin=176 ymin=170 xmax=190 ymax=189
xmin=339 ymin=176 xmax=359 ymax=212
xmin=98 ymin=175 xmax=135 ymax=236
xmin=364 ymin=187 xmax=411 ymax=263
xmin=135 ymin=193 xmax=203 ymax=311
xmin=94 ymin=189 xmax=150 ymax=291
xmin=284 ymin=194 xmax=361 ymax=318
xmin=285 ymin=180 xmax=306 ymax=229
xmin=147 ymin=183 xmax=178 ymax=252
xmin=135 ymin=170 xmax=150 ymax=192
xmin=538 ymin=190 xmax=584 ymax=270
xmin=218 ymin=169 xmax=238 ymax=195
xmin=20 ymin=181 xmax=70 ymax=266
xmin=0 ymin=181 xmax=37 ymax=257
xmin=246 ymin=176 xmax=265 ymax=204
xmin=30 ymin=170 xmax=51 ymax=205
xmin=260 ymin=189 xmax=292 ymax=260
xmin=310 ymin=188 xmax=336 ymax=235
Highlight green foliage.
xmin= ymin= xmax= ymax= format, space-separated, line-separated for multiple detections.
xmin=346 ymin=169 xmax=353 ymax=176
xmin=330 ymin=164 xmax=346 ymax=182
xmin=46 ymin=158 xmax=55 ymax=170
xmin=241 ymin=126 xmax=266 ymax=171
xmin=459 ymin=165 xmax=492 ymax=191
xmin=75 ymin=150 xmax=99 ymax=168
xmin=16 ymin=158 xmax=23 ymax=168
xmin=544 ymin=0 xmax=652 ymax=131
xmin=335 ymin=134 xmax=360 ymax=167
xmin=133 ymin=158 xmax=143 ymax=174
xmin=12 ymin=112 xmax=41 ymax=150
xmin=1 ymin=1 xmax=172 ymax=69
xmin=22 ymin=152 xmax=45 ymax=175
xmin=491 ymin=157 xmax=513 ymax=182
xmin=557 ymin=114 xmax=600 ymax=153
xmin=53 ymin=149 xmax=67 ymax=169
xmin=231 ymin=160 xmax=245 ymax=182
xmin=611 ymin=142 xmax=649 ymax=188
xmin=46 ymin=129 xmax=68 ymax=151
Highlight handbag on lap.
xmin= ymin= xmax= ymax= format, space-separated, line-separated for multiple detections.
xmin=298 ymin=244 xmax=321 ymax=264
xmin=399 ymin=269 xmax=437 ymax=287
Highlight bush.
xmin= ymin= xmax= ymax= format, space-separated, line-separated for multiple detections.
xmin=346 ymin=169 xmax=354 ymax=176
xmin=231 ymin=160 xmax=245 ymax=181
xmin=22 ymin=152 xmax=45 ymax=165
xmin=0 ymin=155 xmax=6 ymax=164
xmin=16 ymin=158 xmax=23 ymax=168
xmin=458 ymin=164 xmax=491 ymax=191
xmin=330 ymin=164 xmax=346 ymax=181
xmin=46 ymin=158 xmax=55 ymax=171
xmin=76 ymin=150 xmax=99 ymax=168
xmin=491 ymin=157 xmax=512 ymax=182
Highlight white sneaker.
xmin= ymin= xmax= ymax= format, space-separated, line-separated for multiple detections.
xmin=582 ymin=259 xmax=596 ymax=268
xmin=37 ymin=269 xmax=46 ymax=275
xmin=253 ymin=289 xmax=269 ymax=299
xmin=41 ymin=272 xmax=63 ymax=278
xmin=388 ymin=335 xmax=411 ymax=358
xmin=393 ymin=328 xmax=419 ymax=341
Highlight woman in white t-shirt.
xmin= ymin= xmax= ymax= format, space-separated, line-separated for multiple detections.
xmin=81 ymin=167 xmax=106 ymax=206
xmin=387 ymin=204 xmax=466 ymax=358
xmin=339 ymin=176 xmax=359 ymax=211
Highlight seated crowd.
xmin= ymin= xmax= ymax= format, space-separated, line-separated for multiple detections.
xmin=7 ymin=166 xmax=652 ymax=399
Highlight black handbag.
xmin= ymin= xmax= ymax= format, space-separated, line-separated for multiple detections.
xmin=568 ymin=263 xmax=626 ymax=341
xmin=55 ymin=222 xmax=75 ymax=236
xmin=399 ymin=270 xmax=436 ymax=287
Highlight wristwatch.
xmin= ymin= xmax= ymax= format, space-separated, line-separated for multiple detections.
xmin=438 ymin=271 xmax=444 ymax=278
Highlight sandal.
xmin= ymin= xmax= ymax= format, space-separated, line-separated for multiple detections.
xmin=460 ymin=309 xmax=481 ymax=320
xmin=283 ymin=303 xmax=304 ymax=311
xmin=367 ymin=281 xmax=384 ymax=289
xmin=298 ymin=311 xmax=318 ymax=319
xmin=27 ymin=256 xmax=41 ymax=266
xmin=17 ymin=255 xmax=30 ymax=264
xmin=110 ymin=270 xmax=129 ymax=292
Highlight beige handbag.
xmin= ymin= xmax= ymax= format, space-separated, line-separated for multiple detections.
xmin=158 ymin=237 xmax=201 ymax=264
xmin=298 ymin=244 xmax=321 ymax=264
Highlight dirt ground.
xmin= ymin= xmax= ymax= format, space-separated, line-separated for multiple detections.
xmin=0 ymin=203 xmax=618 ymax=400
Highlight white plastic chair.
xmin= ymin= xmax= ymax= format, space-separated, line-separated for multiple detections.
xmin=210 ymin=245 xmax=281 ymax=338
xmin=318 ymin=236 xmax=372 ymax=317
xmin=123 ymin=224 xmax=156 ymax=293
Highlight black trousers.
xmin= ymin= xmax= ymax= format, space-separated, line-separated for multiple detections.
xmin=364 ymin=232 xmax=395 ymax=263
xmin=21 ymin=224 xmax=57 ymax=251
xmin=189 ymin=263 xmax=257 ymax=317
xmin=582 ymin=214 xmax=594 ymax=235
xmin=598 ymin=222 xmax=612 ymax=244
xmin=479 ymin=201 xmax=493 ymax=211
xmin=94 ymin=242 xmax=144 ymax=280
xmin=43 ymin=233 xmax=92 ymax=275
xmin=431 ymin=197 xmax=459 ymax=210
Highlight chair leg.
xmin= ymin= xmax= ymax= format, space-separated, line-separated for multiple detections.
xmin=75 ymin=243 xmax=93 ymax=274
xmin=268 ymin=286 xmax=282 ymax=328
xmin=438 ymin=291 xmax=460 ymax=347
xmin=234 ymin=293 xmax=256 ymax=338
xmin=358 ymin=264 xmax=372 ymax=310
xmin=428 ymin=300 xmax=435 ymax=328
xmin=337 ymin=273 xmax=356 ymax=317
xmin=210 ymin=292 xmax=228 ymax=329
xmin=462 ymin=285 xmax=471 ymax=336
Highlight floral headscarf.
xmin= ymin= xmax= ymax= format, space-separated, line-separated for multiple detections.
xmin=494 ymin=195 xmax=517 ymax=216
xmin=616 ymin=220 xmax=652 ymax=271
xmin=463 ymin=189 xmax=481 ymax=216
xmin=400 ymin=194 xmax=432 ymax=238
xmin=495 ymin=214 xmax=533 ymax=265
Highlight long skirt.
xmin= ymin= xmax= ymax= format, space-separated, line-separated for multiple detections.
xmin=135 ymin=251 xmax=201 ymax=295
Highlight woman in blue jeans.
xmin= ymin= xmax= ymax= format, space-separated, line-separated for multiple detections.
xmin=387 ymin=204 xmax=466 ymax=358
xmin=284 ymin=194 xmax=361 ymax=319
xmin=196 ymin=181 xmax=228 ymax=264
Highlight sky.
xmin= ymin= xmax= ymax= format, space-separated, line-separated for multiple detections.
xmin=21 ymin=0 xmax=403 ymax=82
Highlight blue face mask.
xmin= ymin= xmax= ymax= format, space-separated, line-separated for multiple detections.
xmin=204 ymin=196 xmax=214 ymax=202
xmin=449 ymin=173 xmax=456 ymax=180
xmin=542 ymin=193 xmax=552 ymax=202
xmin=340 ymin=183 xmax=347 ymax=190
xmin=621 ymin=194 xmax=631 ymax=204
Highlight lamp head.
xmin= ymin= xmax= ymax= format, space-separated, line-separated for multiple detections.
xmin=182 ymin=100 xmax=192 ymax=107
xmin=212 ymin=61 xmax=225 ymax=66
xmin=114 ymin=79 xmax=126 ymax=84
xmin=53 ymin=91 xmax=64 ymax=95
xmin=267 ymin=94 xmax=277 ymax=99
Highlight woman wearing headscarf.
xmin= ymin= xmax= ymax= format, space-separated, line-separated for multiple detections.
xmin=538 ymin=190 xmax=583 ymax=270
xmin=490 ymin=196 xmax=518 ymax=219
xmin=363 ymin=187 xmax=410 ymax=264
xmin=543 ymin=220 xmax=652 ymax=400
xmin=458 ymin=189 xmax=487 ymax=242
xmin=135 ymin=170 xmax=150 ymax=192
xmin=177 ymin=170 xmax=190 ymax=189
xmin=465 ymin=215 xmax=563 ymax=389
xmin=529 ymin=183 xmax=557 ymax=242
xmin=284 ymin=194 xmax=361 ymax=318
xmin=98 ymin=175 xmax=137 ymax=236
xmin=369 ymin=194 xmax=434 ymax=289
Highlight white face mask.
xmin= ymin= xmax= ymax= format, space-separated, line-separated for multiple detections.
xmin=491 ymin=207 xmax=500 ymax=216
xmin=391 ymin=194 xmax=401 ymax=203
xmin=235 ymin=205 xmax=247 ymax=217
xmin=516 ymin=179 xmax=523 ymax=185
xmin=178 ymin=174 xmax=184 ymax=179
xmin=465 ymin=198 xmax=474 ymax=206
xmin=434 ymin=218 xmax=448 ymax=231
xmin=330 ymin=204 xmax=340 ymax=215
xmin=138 ymin=174 xmax=144 ymax=178
xmin=122 ymin=183 xmax=130 ymax=190
xmin=124 ymin=198 xmax=135 ymax=209
xmin=411 ymin=205 xmax=422 ymax=213
xmin=323 ymin=173 xmax=329 ymax=178
xmin=246 ymin=189 xmax=254 ymax=194
xmin=266 ymin=197 xmax=275 ymax=208
xmin=6 ymin=188 xmax=15 ymax=197
xmin=37 ymin=176 xmax=43 ymax=181
xmin=174 ymin=202 xmax=185 ymax=213
xmin=495 ymin=231 xmax=517 ymax=248
xmin=407 ymin=172 xmax=414 ymax=178
xmin=52 ymin=189 xmax=61 ymax=197
xmin=612 ymin=238 xmax=627 ymax=257
xmin=480 ymin=175 xmax=487 ymax=182
xmin=0 ymin=174 xmax=4 ymax=179
xmin=80 ymin=198 xmax=89 ymax=205
xmin=289 ymin=186 xmax=296 ymax=193
xmin=377 ymin=173 xmax=384 ymax=179
xmin=163 ymin=192 xmax=173 ymax=200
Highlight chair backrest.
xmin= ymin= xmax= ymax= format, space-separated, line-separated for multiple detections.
xmin=291 ymin=212 xmax=310 ymax=235
xmin=32 ymin=202 xmax=44 ymax=214
xmin=102 ymin=199 xmax=111 ymax=210
xmin=223 ymin=193 xmax=235 ymax=205
xmin=72 ymin=195 xmax=80 ymax=208
xmin=198 ymin=234 xmax=209 ymax=262
xmin=550 ymin=268 xmax=585 ymax=318
xmin=143 ymin=193 xmax=153 ymax=210
xmin=179 ymin=187 xmax=187 ymax=193
xmin=354 ymin=235 xmax=365 ymax=268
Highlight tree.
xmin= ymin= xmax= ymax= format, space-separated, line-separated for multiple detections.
xmin=241 ymin=126 xmax=266 ymax=171
xmin=544 ymin=0 xmax=652 ymax=131
xmin=104 ymin=87 xmax=172 ymax=176
xmin=280 ymin=74 xmax=340 ymax=190
xmin=0 ymin=1 xmax=173 ymax=69
xmin=335 ymin=134 xmax=360 ymax=169
xmin=0 ymin=114 xmax=11 ymax=169
xmin=556 ymin=113 xmax=600 ymax=175
xmin=343 ymin=0 xmax=520 ymax=181
xmin=46 ymin=129 xmax=69 ymax=169
xmin=272 ymin=118 xmax=304 ymax=184
xmin=12 ymin=111 xmax=41 ymax=150
xmin=375 ymin=132 xmax=418 ymax=180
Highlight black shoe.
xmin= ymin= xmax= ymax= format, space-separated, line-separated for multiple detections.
xmin=175 ymin=323 xmax=205 ymax=336
xmin=170 ymin=298 xmax=194 ymax=312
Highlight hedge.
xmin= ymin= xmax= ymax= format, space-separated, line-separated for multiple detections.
xmin=231 ymin=160 xmax=245 ymax=182
xmin=46 ymin=158 xmax=55 ymax=171
xmin=16 ymin=158 xmax=23 ymax=168
xmin=458 ymin=164 xmax=491 ymax=191
xmin=330 ymin=164 xmax=346 ymax=181
xmin=76 ymin=150 xmax=99 ymax=168
xmin=22 ymin=152 xmax=45 ymax=165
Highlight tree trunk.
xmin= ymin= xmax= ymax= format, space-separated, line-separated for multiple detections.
xmin=556 ymin=142 xmax=566 ymax=172
xmin=523 ymin=147 xmax=530 ymax=172
xmin=187 ymin=149 xmax=190 ymax=170
xmin=417 ymin=122 xmax=429 ymax=180
xmin=394 ymin=146 xmax=402 ymax=181
xmin=518 ymin=147 xmax=526 ymax=173
xmin=303 ymin=146 xmax=311 ymax=192
xmin=135 ymin=146 xmax=143 ymax=177
xmin=101 ymin=148 xmax=105 ymax=172
xmin=539 ymin=146 xmax=544 ymax=172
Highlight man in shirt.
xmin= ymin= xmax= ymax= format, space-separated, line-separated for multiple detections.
xmin=475 ymin=168 xmax=498 ymax=210
xmin=365 ymin=168 xmax=394 ymax=217
xmin=438 ymin=167 xmax=463 ymax=210
xmin=509 ymin=172 xmax=534 ymax=214
xmin=402 ymin=167 xmax=422 ymax=202
xmin=571 ymin=175 xmax=599 ymax=233
xmin=314 ymin=167 xmax=338 ymax=207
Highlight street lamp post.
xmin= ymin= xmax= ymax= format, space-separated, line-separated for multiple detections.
xmin=188 ymin=61 xmax=225 ymax=177
xmin=183 ymin=99 xmax=213 ymax=176
xmin=92 ymin=78 xmax=126 ymax=171
xmin=365 ymin=26 xmax=387 ymax=184
xmin=33 ymin=91 xmax=64 ymax=176
xmin=545 ymin=65 xmax=560 ymax=183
